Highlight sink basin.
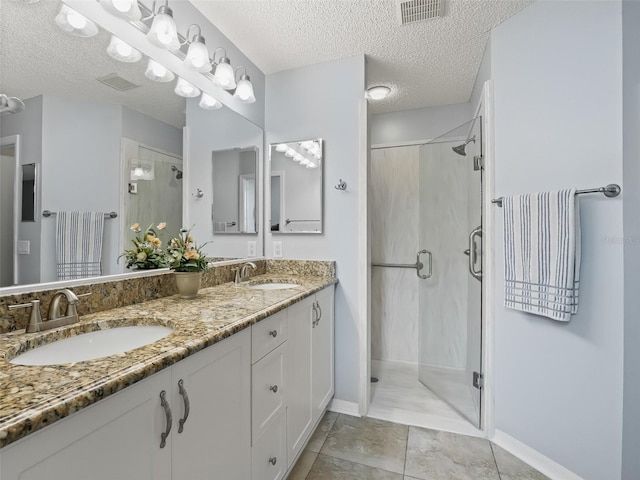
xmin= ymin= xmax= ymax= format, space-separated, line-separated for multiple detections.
xmin=248 ymin=283 xmax=300 ymax=291
xmin=10 ymin=325 xmax=173 ymax=366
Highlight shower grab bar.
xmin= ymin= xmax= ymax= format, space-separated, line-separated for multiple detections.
xmin=372 ymin=250 xmax=432 ymax=279
xmin=43 ymin=210 xmax=117 ymax=218
xmin=491 ymin=183 xmax=621 ymax=207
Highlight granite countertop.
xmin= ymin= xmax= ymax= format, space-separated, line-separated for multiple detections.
xmin=0 ymin=273 xmax=336 ymax=448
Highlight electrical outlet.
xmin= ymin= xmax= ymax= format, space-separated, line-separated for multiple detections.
xmin=247 ymin=241 xmax=256 ymax=257
xmin=273 ymin=241 xmax=282 ymax=258
xmin=17 ymin=240 xmax=30 ymax=255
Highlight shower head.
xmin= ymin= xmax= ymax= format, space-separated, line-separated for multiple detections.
xmin=171 ymin=165 xmax=183 ymax=179
xmin=452 ymin=135 xmax=476 ymax=156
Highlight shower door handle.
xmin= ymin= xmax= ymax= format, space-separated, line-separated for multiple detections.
xmin=416 ymin=250 xmax=432 ymax=279
xmin=468 ymin=226 xmax=482 ymax=281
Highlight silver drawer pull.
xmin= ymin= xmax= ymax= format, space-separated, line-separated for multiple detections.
xmin=269 ymin=385 xmax=278 ymax=393
xmin=177 ymin=379 xmax=190 ymax=434
xmin=268 ymin=457 xmax=277 ymax=466
xmin=316 ymin=301 xmax=322 ymax=323
xmin=159 ymin=390 xmax=172 ymax=448
xmin=269 ymin=330 xmax=278 ymax=338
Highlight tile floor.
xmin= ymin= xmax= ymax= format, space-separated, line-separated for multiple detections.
xmin=287 ymin=413 xmax=549 ymax=480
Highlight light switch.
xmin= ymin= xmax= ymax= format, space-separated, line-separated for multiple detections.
xmin=247 ymin=241 xmax=256 ymax=257
xmin=17 ymin=240 xmax=30 ymax=255
xmin=273 ymin=241 xmax=282 ymax=258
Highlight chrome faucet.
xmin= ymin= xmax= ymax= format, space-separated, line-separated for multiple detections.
xmin=233 ymin=262 xmax=257 ymax=284
xmin=8 ymin=289 xmax=90 ymax=333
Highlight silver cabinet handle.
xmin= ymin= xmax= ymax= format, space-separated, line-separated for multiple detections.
xmin=159 ymin=390 xmax=172 ymax=448
xmin=315 ymin=301 xmax=322 ymax=324
xmin=177 ymin=379 xmax=190 ymax=434
xmin=270 ymin=385 xmax=278 ymax=393
xmin=312 ymin=302 xmax=318 ymax=328
xmin=416 ymin=250 xmax=433 ymax=279
xmin=468 ymin=226 xmax=483 ymax=281
xmin=268 ymin=457 xmax=277 ymax=466
xmin=269 ymin=329 xmax=278 ymax=338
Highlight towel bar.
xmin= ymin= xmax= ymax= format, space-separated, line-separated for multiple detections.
xmin=43 ymin=210 xmax=118 ymax=218
xmin=491 ymin=184 xmax=621 ymax=207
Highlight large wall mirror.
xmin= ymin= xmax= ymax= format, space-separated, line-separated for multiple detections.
xmin=0 ymin=0 xmax=264 ymax=290
xmin=269 ymin=139 xmax=323 ymax=234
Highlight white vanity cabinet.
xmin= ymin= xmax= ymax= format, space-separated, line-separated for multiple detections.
xmin=0 ymin=329 xmax=251 ymax=480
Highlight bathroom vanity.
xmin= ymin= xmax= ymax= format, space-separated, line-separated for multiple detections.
xmin=0 ymin=268 xmax=335 ymax=480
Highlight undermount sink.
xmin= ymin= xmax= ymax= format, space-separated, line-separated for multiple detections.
xmin=248 ymin=283 xmax=300 ymax=291
xmin=10 ymin=325 xmax=173 ymax=366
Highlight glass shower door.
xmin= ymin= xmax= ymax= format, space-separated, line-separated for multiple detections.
xmin=417 ymin=118 xmax=483 ymax=428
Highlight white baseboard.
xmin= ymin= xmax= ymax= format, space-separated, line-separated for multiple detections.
xmin=492 ymin=430 xmax=584 ymax=480
xmin=328 ymin=399 xmax=360 ymax=417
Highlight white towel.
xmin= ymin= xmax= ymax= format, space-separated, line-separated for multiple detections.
xmin=56 ymin=211 xmax=105 ymax=280
xmin=502 ymin=189 xmax=581 ymax=321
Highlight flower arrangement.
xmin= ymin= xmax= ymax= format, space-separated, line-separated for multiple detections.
xmin=120 ymin=222 xmax=169 ymax=270
xmin=166 ymin=227 xmax=210 ymax=272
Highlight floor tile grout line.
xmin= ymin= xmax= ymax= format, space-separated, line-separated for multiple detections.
xmin=403 ymin=425 xmax=410 ymax=476
xmin=314 ymin=452 xmax=407 ymax=478
xmin=489 ymin=441 xmax=503 ymax=480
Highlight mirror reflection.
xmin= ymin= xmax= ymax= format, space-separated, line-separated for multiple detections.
xmin=0 ymin=0 xmax=263 ymax=290
xmin=212 ymin=147 xmax=258 ymax=234
xmin=270 ymin=139 xmax=323 ymax=234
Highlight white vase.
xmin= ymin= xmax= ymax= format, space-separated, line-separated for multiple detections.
xmin=174 ymin=271 xmax=202 ymax=299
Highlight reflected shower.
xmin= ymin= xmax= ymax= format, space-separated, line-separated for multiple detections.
xmin=452 ymin=135 xmax=476 ymax=156
xmin=171 ymin=165 xmax=183 ymax=179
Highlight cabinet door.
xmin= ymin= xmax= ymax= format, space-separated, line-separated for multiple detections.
xmin=171 ymin=329 xmax=251 ymax=480
xmin=312 ymin=286 xmax=335 ymax=421
xmin=285 ymin=295 xmax=314 ymax=465
xmin=0 ymin=369 xmax=172 ymax=480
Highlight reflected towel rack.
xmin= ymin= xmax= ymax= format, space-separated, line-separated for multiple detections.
xmin=285 ymin=219 xmax=320 ymax=225
xmin=43 ymin=210 xmax=118 ymax=218
xmin=372 ymin=250 xmax=433 ymax=279
xmin=491 ymin=184 xmax=621 ymax=207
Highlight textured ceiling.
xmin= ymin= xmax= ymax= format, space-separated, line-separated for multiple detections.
xmin=0 ymin=0 xmax=186 ymax=127
xmin=191 ymin=0 xmax=532 ymax=114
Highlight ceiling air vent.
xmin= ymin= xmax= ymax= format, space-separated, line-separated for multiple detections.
xmin=97 ymin=73 xmax=140 ymax=91
xmin=396 ymin=0 xmax=443 ymax=25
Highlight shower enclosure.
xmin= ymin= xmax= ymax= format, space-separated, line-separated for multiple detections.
xmin=418 ymin=117 xmax=483 ymax=428
xmin=369 ymin=116 xmax=483 ymax=430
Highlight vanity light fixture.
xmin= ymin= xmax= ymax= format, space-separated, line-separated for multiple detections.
xmin=174 ymin=77 xmax=200 ymax=98
xmin=99 ymin=0 xmax=142 ymax=21
xmin=107 ymin=36 xmax=142 ymax=63
xmin=0 ymin=94 xmax=25 ymax=114
xmin=232 ymin=67 xmax=255 ymax=103
xmin=199 ymin=93 xmax=222 ymax=110
xmin=146 ymin=0 xmax=180 ymax=51
xmin=367 ymin=85 xmax=391 ymax=100
xmin=144 ymin=59 xmax=175 ymax=82
xmin=212 ymin=48 xmax=236 ymax=90
xmin=184 ymin=25 xmax=211 ymax=73
xmin=55 ymin=4 xmax=99 ymax=37
xmin=284 ymin=148 xmax=296 ymax=158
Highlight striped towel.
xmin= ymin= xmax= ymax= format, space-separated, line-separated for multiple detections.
xmin=56 ymin=212 xmax=105 ymax=280
xmin=502 ymin=189 xmax=580 ymax=322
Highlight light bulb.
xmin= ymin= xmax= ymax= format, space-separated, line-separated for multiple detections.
xmin=301 ymin=159 xmax=310 ymax=166
xmin=147 ymin=6 xmax=180 ymax=50
xmin=175 ymin=78 xmax=200 ymax=98
xmin=185 ymin=37 xmax=211 ymax=73
xmin=55 ymin=5 xmax=98 ymax=37
xmin=284 ymin=149 xmax=295 ymax=158
xmin=134 ymin=167 xmax=144 ymax=177
xmin=366 ymin=85 xmax=391 ymax=100
xmin=99 ymin=0 xmax=142 ymax=20
xmin=199 ymin=93 xmax=222 ymax=110
xmin=275 ymin=144 xmax=288 ymax=153
xmin=107 ymin=36 xmax=142 ymax=63
xmin=145 ymin=59 xmax=174 ymax=82
xmin=293 ymin=153 xmax=304 ymax=162
xmin=213 ymin=58 xmax=236 ymax=90
xmin=233 ymin=74 xmax=255 ymax=103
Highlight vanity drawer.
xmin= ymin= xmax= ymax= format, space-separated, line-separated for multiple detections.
xmin=252 ymin=310 xmax=287 ymax=363
xmin=252 ymin=343 xmax=286 ymax=444
xmin=251 ymin=410 xmax=286 ymax=480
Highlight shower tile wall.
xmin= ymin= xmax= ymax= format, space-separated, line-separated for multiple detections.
xmin=371 ymin=146 xmax=420 ymax=363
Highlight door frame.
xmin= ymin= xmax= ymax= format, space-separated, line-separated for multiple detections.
xmin=0 ymin=135 xmax=21 ymax=286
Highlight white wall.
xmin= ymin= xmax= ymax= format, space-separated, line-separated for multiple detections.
xmin=370 ymin=103 xmax=471 ymax=146
xmin=265 ymin=55 xmax=366 ymax=404
xmin=491 ymin=2 xmax=623 ymax=478
xmin=185 ymin=100 xmax=264 ymax=259
xmin=0 ymin=96 xmax=42 ymax=286
xmin=622 ymin=1 xmax=640 ymax=478
xmin=40 ymin=96 xmax=122 ymax=282
xmin=121 ymin=107 xmax=183 ymax=157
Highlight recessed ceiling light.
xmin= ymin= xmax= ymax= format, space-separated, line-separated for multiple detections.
xmin=367 ymin=86 xmax=391 ymax=100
